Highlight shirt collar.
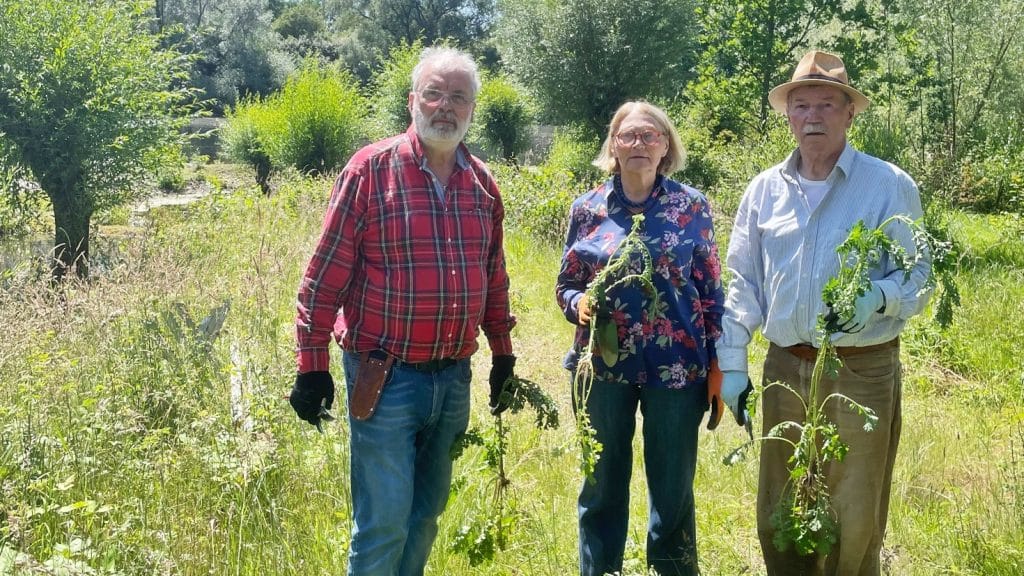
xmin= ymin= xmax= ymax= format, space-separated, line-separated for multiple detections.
xmin=782 ymin=142 xmax=857 ymax=181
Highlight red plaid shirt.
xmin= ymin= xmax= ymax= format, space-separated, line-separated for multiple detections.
xmin=295 ymin=127 xmax=516 ymax=372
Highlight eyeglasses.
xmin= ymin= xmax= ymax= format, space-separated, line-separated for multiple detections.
xmin=418 ymin=88 xmax=474 ymax=108
xmin=614 ymin=130 xmax=664 ymax=146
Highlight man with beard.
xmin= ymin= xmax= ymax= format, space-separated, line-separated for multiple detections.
xmin=718 ymin=50 xmax=931 ymax=575
xmin=290 ymin=47 xmax=517 ymax=575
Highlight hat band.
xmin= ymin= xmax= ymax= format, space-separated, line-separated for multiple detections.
xmin=794 ymin=73 xmax=848 ymax=85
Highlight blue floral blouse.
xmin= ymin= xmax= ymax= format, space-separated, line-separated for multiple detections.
xmin=556 ymin=175 xmax=724 ymax=389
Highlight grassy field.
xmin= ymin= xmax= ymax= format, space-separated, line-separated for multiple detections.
xmin=1 ymin=169 xmax=1022 ymax=575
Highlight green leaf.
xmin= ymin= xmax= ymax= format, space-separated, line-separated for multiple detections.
xmin=597 ymin=319 xmax=618 ymax=367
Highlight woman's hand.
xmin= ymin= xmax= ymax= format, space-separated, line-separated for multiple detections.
xmin=577 ymin=294 xmax=592 ymax=325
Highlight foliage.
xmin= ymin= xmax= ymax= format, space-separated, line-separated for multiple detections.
xmin=222 ymin=60 xmax=367 ymax=188
xmin=472 ymin=75 xmax=533 ymax=162
xmin=0 ymin=144 xmax=46 ymax=239
xmin=849 ymin=0 xmax=1024 ymax=217
xmin=495 ymin=0 xmax=700 ymax=138
xmin=449 ymin=376 xmax=559 ymax=565
xmin=163 ymin=0 xmax=295 ymax=109
xmin=953 ymin=148 xmax=1024 ymax=213
xmin=334 ymin=0 xmax=496 ymax=83
xmin=725 ymin=215 xmax=958 ymax=556
xmin=891 ymin=0 xmax=1024 ymax=160
xmin=571 ymin=215 xmax=660 ymax=482
xmin=492 ymin=163 xmax=576 ymax=247
xmin=263 ymin=61 xmax=367 ymax=176
xmin=668 ymin=105 xmax=793 ymax=217
xmin=689 ymin=0 xmax=893 ymax=135
xmin=0 ymin=0 xmax=194 ymax=279
xmin=272 ymin=1 xmax=325 ymax=39
xmin=222 ymin=97 xmax=278 ymax=193
xmin=366 ymin=38 xmax=424 ymax=140
xmin=489 ymin=126 xmax=602 ymax=247
xmin=544 ymin=126 xmax=603 ymax=186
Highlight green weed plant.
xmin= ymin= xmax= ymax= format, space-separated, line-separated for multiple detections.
xmin=449 ymin=376 xmax=558 ymax=565
xmin=725 ymin=214 xmax=956 ymax=556
xmin=572 ymin=214 xmax=660 ymax=483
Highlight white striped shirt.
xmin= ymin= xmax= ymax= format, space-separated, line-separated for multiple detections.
xmin=718 ymin=143 xmax=933 ymax=372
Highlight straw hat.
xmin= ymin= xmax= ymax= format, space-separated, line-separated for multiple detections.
xmin=768 ymin=50 xmax=870 ymax=115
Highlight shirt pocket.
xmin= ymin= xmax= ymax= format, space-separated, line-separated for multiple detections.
xmin=450 ymin=201 xmax=495 ymax=266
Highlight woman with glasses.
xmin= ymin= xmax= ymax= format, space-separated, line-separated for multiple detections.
xmin=556 ymin=101 xmax=724 ymax=576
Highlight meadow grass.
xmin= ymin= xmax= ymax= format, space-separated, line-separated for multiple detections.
xmin=1 ymin=174 xmax=1021 ymax=575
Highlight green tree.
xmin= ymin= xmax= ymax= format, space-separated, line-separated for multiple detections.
xmin=495 ymin=0 xmax=699 ymax=138
xmin=894 ymin=0 xmax=1024 ymax=159
xmin=154 ymin=0 xmax=295 ymax=109
xmin=273 ymin=1 xmax=325 ymax=38
xmin=366 ymin=39 xmax=424 ymax=139
xmin=473 ymin=76 xmax=533 ymax=161
xmin=689 ymin=0 xmax=892 ymax=136
xmin=335 ymin=0 xmax=496 ymax=82
xmin=847 ymin=0 xmax=1024 ymax=212
xmin=0 ymin=0 xmax=193 ymax=280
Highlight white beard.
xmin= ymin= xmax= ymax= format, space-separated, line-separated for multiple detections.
xmin=413 ymin=106 xmax=469 ymax=146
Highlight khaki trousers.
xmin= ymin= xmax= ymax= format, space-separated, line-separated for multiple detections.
xmin=757 ymin=342 xmax=902 ymax=576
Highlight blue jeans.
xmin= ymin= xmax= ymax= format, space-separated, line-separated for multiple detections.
xmin=575 ymin=379 xmax=706 ymax=576
xmin=342 ymin=351 xmax=472 ymax=576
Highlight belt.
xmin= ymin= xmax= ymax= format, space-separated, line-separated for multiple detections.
xmin=367 ymin=350 xmax=458 ymax=373
xmin=783 ymin=337 xmax=899 ymax=362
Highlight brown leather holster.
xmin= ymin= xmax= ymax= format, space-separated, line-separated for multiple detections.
xmin=349 ymin=352 xmax=395 ymax=421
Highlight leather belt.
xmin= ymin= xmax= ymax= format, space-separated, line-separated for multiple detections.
xmin=368 ymin=350 xmax=457 ymax=373
xmin=783 ymin=337 xmax=899 ymax=362
xmin=401 ymin=357 xmax=458 ymax=373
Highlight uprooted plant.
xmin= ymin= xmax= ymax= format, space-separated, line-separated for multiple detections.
xmin=572 ymin=214 xmax=661 ymax=483
xmin=724 ymin=214 xmax=957 ymax=556
xmin=448 ymin=375 xmax=559 ymax=566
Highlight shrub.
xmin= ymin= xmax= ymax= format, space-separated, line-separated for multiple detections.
xmin=473 ymin=76 xmax=533 ymax=162
xmin=367 ymin=39 xmax=424 ymax=140
xmin=493 ymin=162 xmax=578 ymax=246
xmin=544 ymin=126 xmax=603 ymax=187
xmin=265 ymin=61 xmax=367 ymax=176
xmin=956 ymin=149 xmax=1024 ymax=214
xmin=221 ymin=61 xmax=368 ymax=190
xmin=222 ymin=98 xmax=277 ymax=193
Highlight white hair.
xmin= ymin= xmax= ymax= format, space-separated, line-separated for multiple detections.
xmin=410 ymin=47 xmax=481 ymax=96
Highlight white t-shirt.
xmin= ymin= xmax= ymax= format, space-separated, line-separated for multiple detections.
xmin=798 ymin=173 xmax=830 ymax=211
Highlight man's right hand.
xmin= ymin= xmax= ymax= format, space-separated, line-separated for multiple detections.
xmin=290 ymin=371 xmax=335 ymax=425
xmin=721 ymin=370 xmax=750 ymax=424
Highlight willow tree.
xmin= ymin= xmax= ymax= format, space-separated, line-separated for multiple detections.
xmin=495 ymin=0 xmax=699 ymax=139
xmin=0 ymin=0 xmax=192 ymax=281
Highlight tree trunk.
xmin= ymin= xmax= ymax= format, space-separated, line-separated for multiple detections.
xmin=50 ymin=194 xmax=93 ymax=282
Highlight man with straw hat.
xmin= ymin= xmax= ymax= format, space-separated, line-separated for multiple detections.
xmin=717 ymin=50 xmax=932 ymax=575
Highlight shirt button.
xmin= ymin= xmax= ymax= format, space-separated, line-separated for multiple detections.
xmin=451 ymin=270 xmax=456 ymax=275
xmin=452 ymin=303 xmax=457 ymax=308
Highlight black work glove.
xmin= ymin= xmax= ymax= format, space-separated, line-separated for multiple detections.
xmin=290 ymin=371 xmax=335 ymax=426
xmin=488 ymin=354 xmax=517 ymax=416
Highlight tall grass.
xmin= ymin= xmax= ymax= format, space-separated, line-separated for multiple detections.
xmin=1 ymin=170 xmax=1021 ymax=575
